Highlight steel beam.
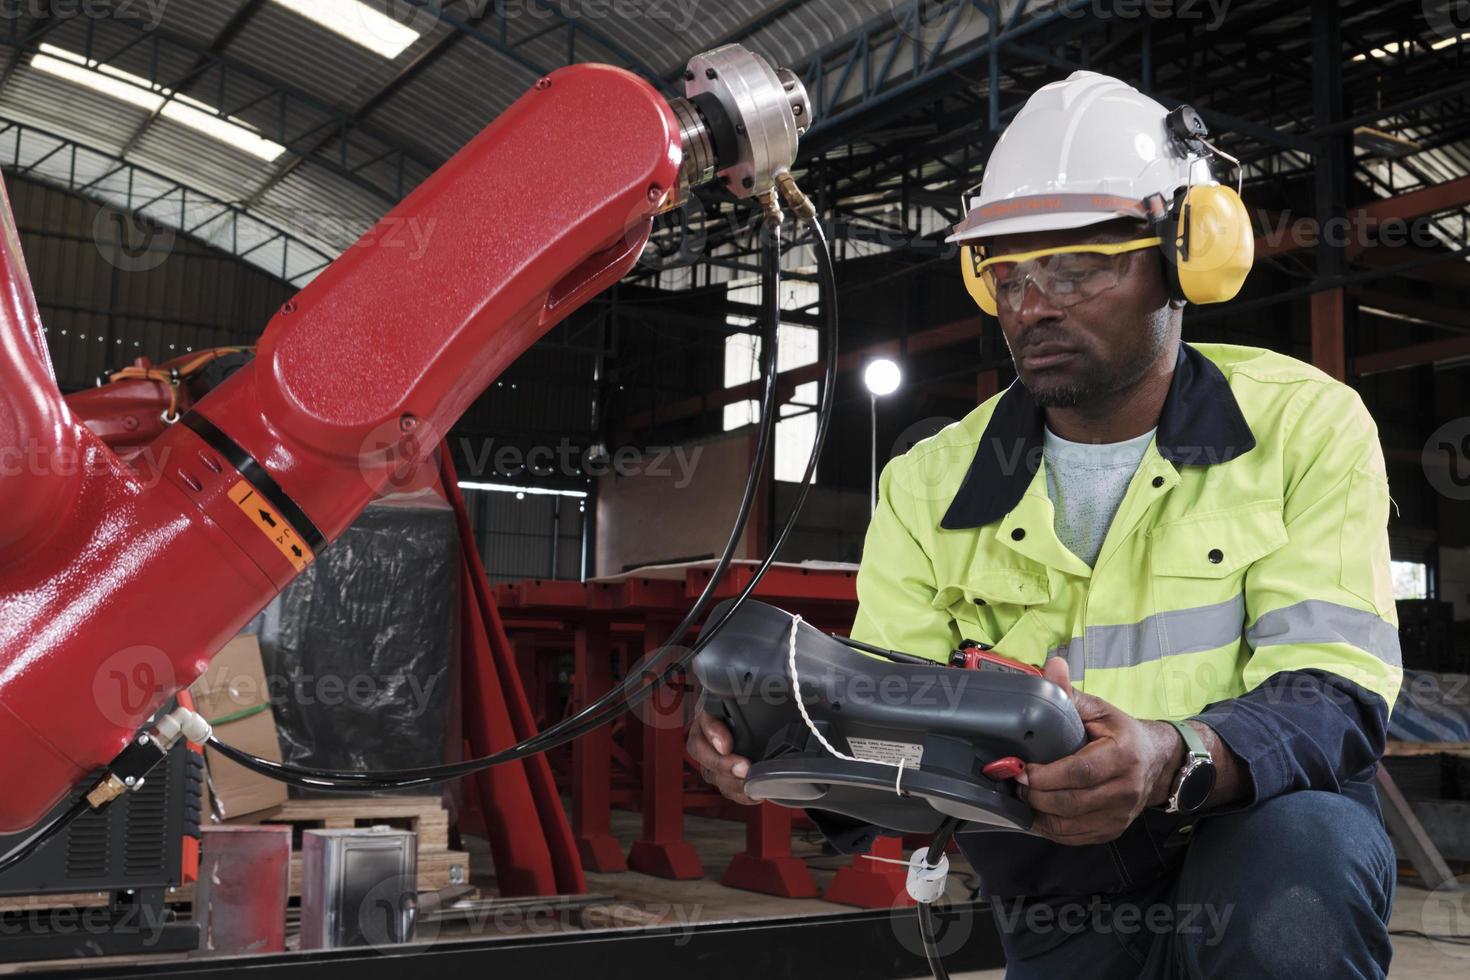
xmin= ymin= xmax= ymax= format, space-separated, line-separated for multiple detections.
xmin=0 ymin=118 xmax=334 ymax=286
xmin=619 ymin=316 xmax=981 ymax=434
xmin=1355 ymin=335 xmax=1470 ymax=376
xmin=0 ymin=17 xmax=439 ymax=209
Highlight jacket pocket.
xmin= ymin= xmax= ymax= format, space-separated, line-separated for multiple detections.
xmin=1149 ymin=500 xmax=1289 ymax=579
xmin=932 ymin=567 xmax=1050 ymax=652
xmin=1339 ymin=466 xmax=1395 ymax=616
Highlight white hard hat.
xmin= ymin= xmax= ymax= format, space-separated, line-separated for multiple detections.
xmin=947 ymin=71 xmax=1214 ymax=243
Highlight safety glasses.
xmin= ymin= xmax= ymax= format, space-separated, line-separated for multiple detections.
xmin=971 ymin=237 xmax=1162 ymax=313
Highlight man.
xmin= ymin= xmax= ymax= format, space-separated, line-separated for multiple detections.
xmin=689 ymin=71 xmax=1400 ymax=978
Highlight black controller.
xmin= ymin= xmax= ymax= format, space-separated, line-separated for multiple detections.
xmin=693 ymin=600 xmax=1086 ymax=834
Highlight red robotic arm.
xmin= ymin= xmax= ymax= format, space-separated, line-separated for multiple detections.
xmin=0 ymin=46 xmax=811 ymax=833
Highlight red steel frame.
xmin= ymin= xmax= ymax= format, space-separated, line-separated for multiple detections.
xmin=495 ymin=564 xmax=858 ymax=898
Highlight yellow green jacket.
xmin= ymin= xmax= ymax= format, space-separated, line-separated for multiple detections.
xmin=852 ymin=342 xmax=1400 ymax=817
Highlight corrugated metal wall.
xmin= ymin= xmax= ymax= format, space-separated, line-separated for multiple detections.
xmin=463 ymin=489 xmax=586 ymax=585
xmin=7 ymin=172 xmax=294 ymax=391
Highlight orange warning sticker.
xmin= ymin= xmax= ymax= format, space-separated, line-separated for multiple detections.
xmin=227 ymin=481 xmax=314 ymax=572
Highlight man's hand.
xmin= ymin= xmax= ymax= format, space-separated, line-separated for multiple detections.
xmin=1017 ymin=658 xmax=1185 ymax=845
xmin=687 ymin=709 xmax=759 ymax=806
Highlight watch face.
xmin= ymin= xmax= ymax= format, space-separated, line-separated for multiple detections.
xmin=1176 ymin=758 xmax=1216 ymax=813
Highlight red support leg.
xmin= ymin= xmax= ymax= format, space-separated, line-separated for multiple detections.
xmin=824 ymin=836 xmax=914 ymax=909
xmin=571 ymin=620 xmax=626 ymax=872
xmin=720 ymin=804 xmax=818 ymax=897
xmin=626 ymin=620 xmax=704 ymax=880
xmin=511 ymin=635 xmax=545 ymax=729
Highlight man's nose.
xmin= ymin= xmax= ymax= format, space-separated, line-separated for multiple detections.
xmin=1014 ymin=277 xmax=1065 ymax=326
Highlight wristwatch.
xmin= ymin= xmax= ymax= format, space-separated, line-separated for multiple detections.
xmin=1163 ymin=720 xmax=1216 ymax=815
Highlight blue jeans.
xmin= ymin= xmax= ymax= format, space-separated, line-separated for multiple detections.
xmin=998 ymin=788 xmax=1396 ymax=979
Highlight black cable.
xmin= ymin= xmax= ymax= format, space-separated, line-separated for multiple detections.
xmin=0 ymin=794 xmax=90 ymax=877
xmin=918 ymin=903 xmax=952 ymax=980
xmin=831 ymin=634 xmax=935 ymax=666
xmin=913 ymin=817 xmax=960 ymax=980
xmin=926 ymin=817 xmax=958 ymax=867
xmin=208 ymin=206 xmax=842 ymax=791
xmin=1389 ymin=929 xmax=1470 ymax=946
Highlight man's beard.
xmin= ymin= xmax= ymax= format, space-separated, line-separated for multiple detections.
xmin=1022 ymin=317 xmax=1172 ymax=409
xmin=1028 ymin=375 xmax=1098 ymax=408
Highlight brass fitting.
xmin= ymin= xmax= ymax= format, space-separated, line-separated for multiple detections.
xmin=85 ymin=774 xmax=128 ymax=810
xmin=775 ymin=172 xmax=817 ymax=223
xmin=755 ymin=190 xmax=785 ymax=230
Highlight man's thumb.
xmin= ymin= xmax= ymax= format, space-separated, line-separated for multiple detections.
xmin=1042 ymin=654 xmax=1073 ymax=696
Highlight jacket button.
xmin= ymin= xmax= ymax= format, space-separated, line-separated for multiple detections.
xmin=1208 ymin=548 xmax=1224 ymax=564
xmin=1011 ymin=528 xmax=1026 ymax=541
xmin=1152 ymin=476 xmax=1165 ymax=488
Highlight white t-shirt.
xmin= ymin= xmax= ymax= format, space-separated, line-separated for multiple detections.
xmin=1042 ymin=425 xmax=1158 ymax=567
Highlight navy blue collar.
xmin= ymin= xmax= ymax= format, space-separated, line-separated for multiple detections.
xmin=940 ymin=343 xmax=1256 ymax=530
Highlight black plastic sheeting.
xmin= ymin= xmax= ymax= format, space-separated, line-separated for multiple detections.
xmin=247 ymin=491 xmax=461 ymax=795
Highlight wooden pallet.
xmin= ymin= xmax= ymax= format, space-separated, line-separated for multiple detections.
xmin=227 ymin=795 xmax=466 ymax=895
xmin=230 ymin=795 xmax=453 ymax=851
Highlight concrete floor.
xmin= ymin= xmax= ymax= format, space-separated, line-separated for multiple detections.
xmin=3 ymin=807 xmax=1465 ymax=975
xmin=540 ymin=809 xmax=1470 ymax=979
xmin=942 ymin=886 xmax=1470 ymax=979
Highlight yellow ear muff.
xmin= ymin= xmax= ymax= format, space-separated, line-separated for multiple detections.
xmin=960 ymin=244 xmax=998 ymax=317
xmin=1171 ymin=184 xmax=1253 ymax=304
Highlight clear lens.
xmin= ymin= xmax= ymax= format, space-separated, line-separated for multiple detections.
xmin=982 ymin=250 xmax=1134 ymax=313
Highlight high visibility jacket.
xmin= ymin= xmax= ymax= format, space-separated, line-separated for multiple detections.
xmin=844 ymin=342 xmax=1401 ymax=920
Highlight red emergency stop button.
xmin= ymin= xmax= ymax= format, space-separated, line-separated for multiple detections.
xmin=982 ymin=756 xmax=1026 ymax=781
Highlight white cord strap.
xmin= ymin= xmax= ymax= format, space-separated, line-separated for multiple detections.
xmin=786 ymin=614 xmax=911 ymax=797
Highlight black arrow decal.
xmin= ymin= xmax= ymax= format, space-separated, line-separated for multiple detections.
xmin=258 ymin=510 xmax=278 ymax=528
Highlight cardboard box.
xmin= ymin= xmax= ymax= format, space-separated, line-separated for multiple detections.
xmin=189 ymin=635 xmax=288 ymax=820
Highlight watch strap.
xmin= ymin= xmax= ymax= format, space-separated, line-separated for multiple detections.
xmin=1164 ymin=720 xmax=1214 ymax=815
xmin=1168 ymin=719 xmax=1209 ymax=761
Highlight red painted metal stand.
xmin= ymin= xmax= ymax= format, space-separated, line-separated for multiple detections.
xmin=824 ymin=836 xmax=915 ymax=909
xmin=572 ymin=619 xmax=626 ymax=872
xmin=626 ymin=618 xmax=704 ymax=879
xmin=720 ymin=804 xmax=818 ymax=898
xmin=495 ymin=561 xmax=860 ymax=892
